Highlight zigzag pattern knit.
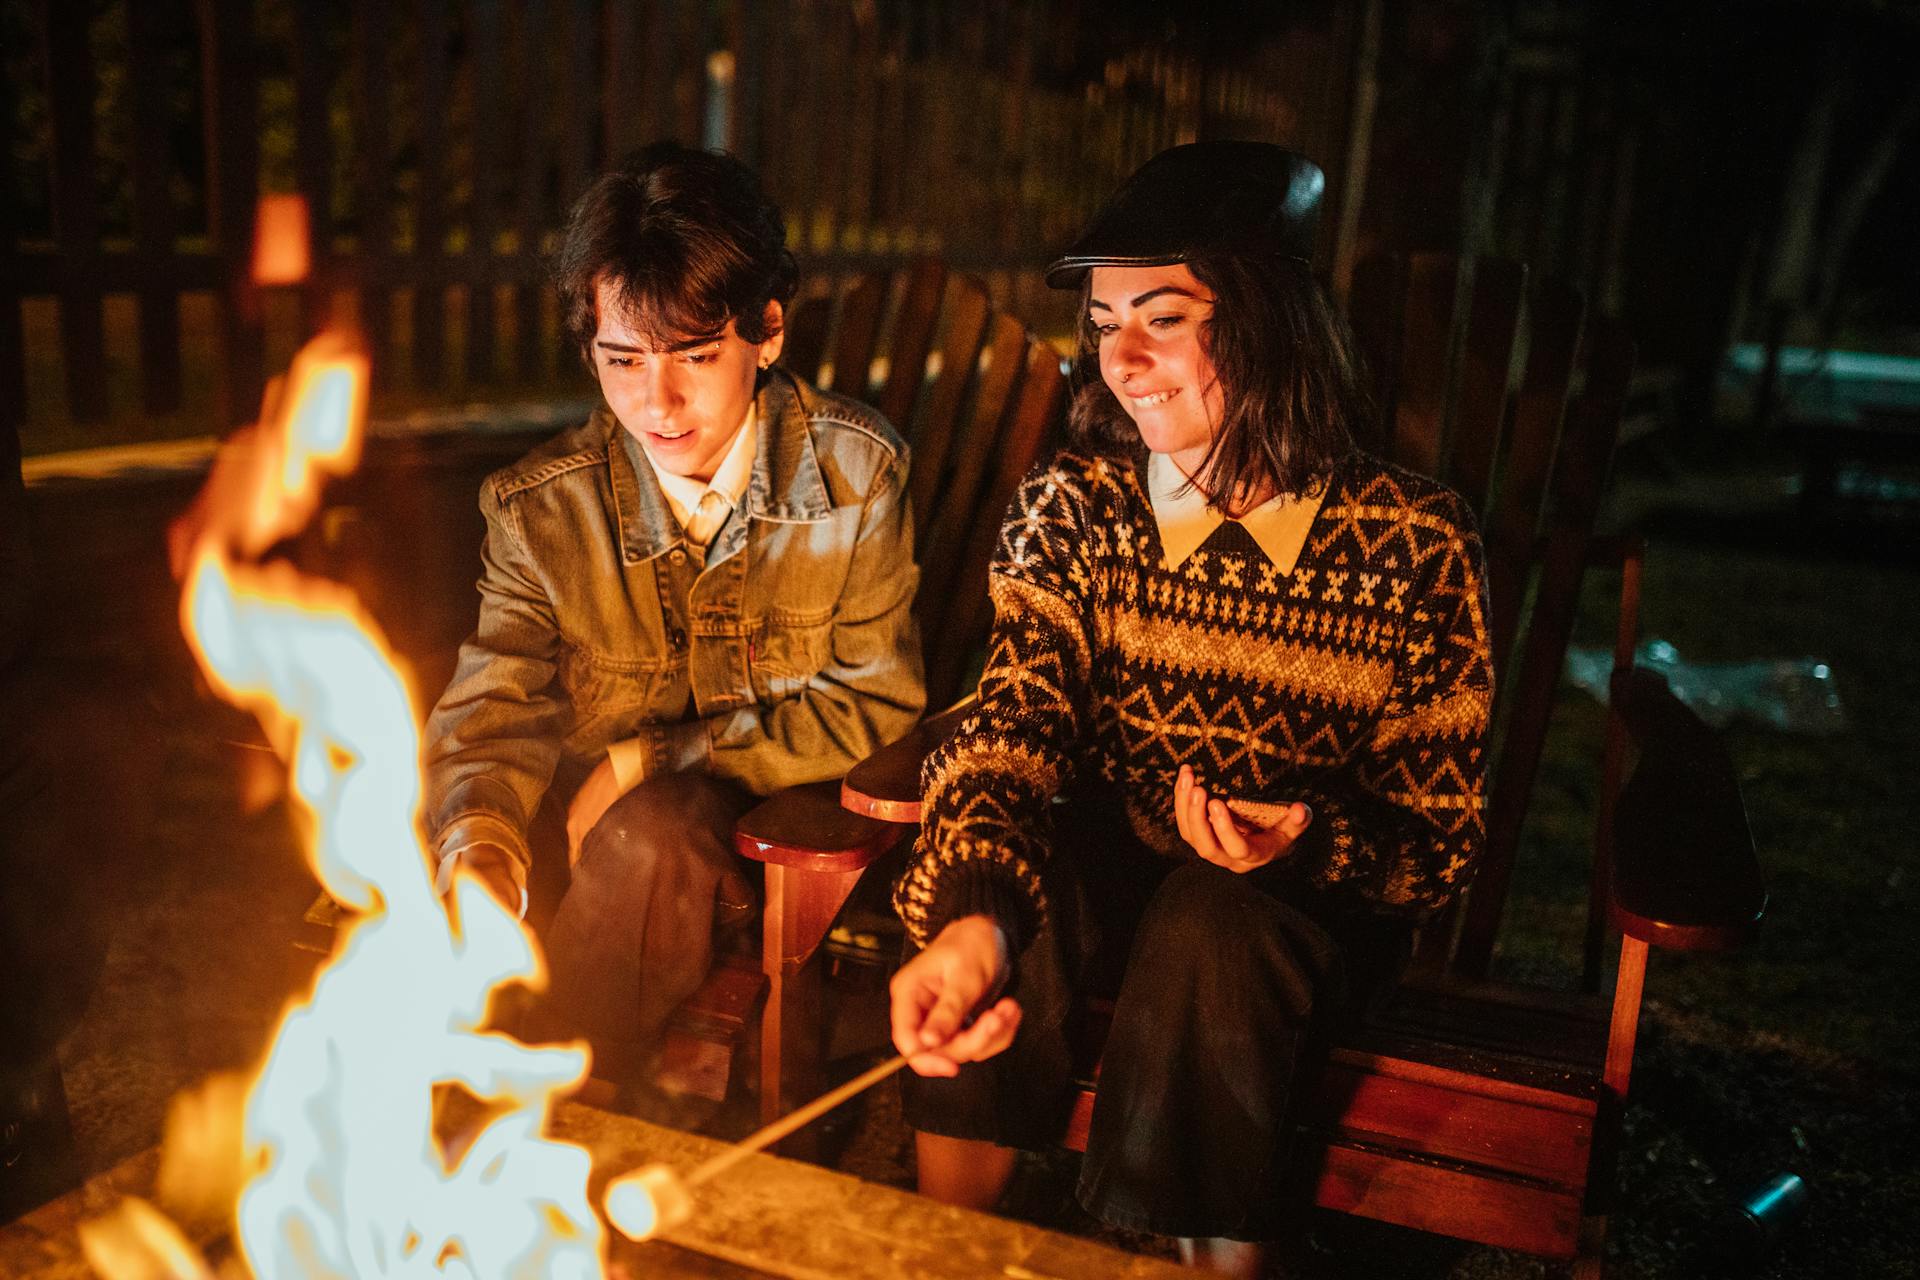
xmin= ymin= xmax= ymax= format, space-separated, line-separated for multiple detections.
xmin=896 ymin=447 xmax=1494 ymax=951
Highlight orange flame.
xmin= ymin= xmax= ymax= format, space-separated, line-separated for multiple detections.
xmin=252 ymin=194 xmax=313 ymax=287
xmin=94 ymin=332 xmax=611 ymax=1278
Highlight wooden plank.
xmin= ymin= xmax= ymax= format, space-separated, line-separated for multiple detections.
xmin=1344 ymin=250 xmax=1405 ymax=451
xmin=874 ymin=257 xmax=945 ymax=429
xmin=905 ymin=277 xmax=990 ymax=541
xmin=825 ymin=271 xmax=887 ymax=399
xmin=351 ymin=0 xmax=395 ymax=376
xmin=1445 ymin=257 xmax=1527 ymax=518
xmin=929 ymin=337 xmax=1064 ymax=706
xmin=1387 ymin=252 xmax=1462 ymax=478
xmin=1312 ymin=1062 xmax=1593 ymax=1188
xmin=0 ymin=47 xmax=23 ymax=435
xmin=512 ymin=0 xmax=550 ymax=381
xmin=1483 ymin=280 xmax=1583 ymax=675
xmin=128 ymin=0 xmax=185 ymax=411
xmin=197 ymin=0 xmax=265 ymax=426
xmin=602 ymin=0 xmax=643 ymax=160
xmin=1457 ymin=314 xmax=1623 ymax=980
xmin=915 ymin=310 xmax=1026 ymax=644
xmin=289 ymin=0 xmax=336 ymax=337
xmin=42 ymin=0 xmax=110 ymax=424
xmin=1308 ymin=1142 xmax=1582 ymax=1260
xmin=412 ymin=0 xmax=450 ymax=388
xmin=560 ymin=0 xmax=597 ymax=208
xmin=466 ymin=0 xmax=505 ymax=384
xmin=779 ymin=287 xmax=832 ymax=387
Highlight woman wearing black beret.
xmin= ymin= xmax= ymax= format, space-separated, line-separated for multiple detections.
xmin=888 ymin=142 xmax=1495 ymax=1277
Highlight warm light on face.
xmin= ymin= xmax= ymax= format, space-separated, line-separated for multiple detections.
xmin=1088 ymin=263 xmax=1226 ymax=477
xmin=591 ymin=276 xmax=782 ymax=484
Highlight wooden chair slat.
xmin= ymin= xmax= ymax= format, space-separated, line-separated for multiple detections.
xmin=927 ymin=342 xmax=1066 ymax=708
xmin=916 ymin=312 xmax=1028 ymax=650
xmin=906 ymin=278 xmax=991 ymax=542
xmin=875 ymin=257 xmax=947 ymax=429
xmin=827 ymin=271 xmax=888 ymax=400
xmin=1445 ymin=259 xmax=1528 ymax=516
xmin=350 ymin=0 xmax=395 ymax=376
xmin=1484 ymin=283 xmax=1586 ymax=667
xmin=1456 ymin=316 xmax=1633 ymax=981
xmin=1307 ymin=1146 xmax=1583 ymax=1261
xmin=1346 ymin=251 xmax=1408 ymax=449
xmin=780 ymin=289 xmax=833 ymax=387
xmin=1386 ymin=253 xmax=1464 ymax=477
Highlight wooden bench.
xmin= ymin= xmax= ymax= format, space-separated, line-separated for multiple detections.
xmin=752 ymin=252 xmax=1762 ymax=1275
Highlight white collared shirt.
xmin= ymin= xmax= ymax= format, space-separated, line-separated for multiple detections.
xmin=643 ymin=403 xmax=758 ymax=545
xmin=1146 ymin=451 xmax=1324 ymax=574
xmin=605 ymin=405 xmax=760 ymax=793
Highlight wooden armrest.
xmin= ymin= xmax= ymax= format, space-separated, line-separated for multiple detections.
xmin=1606 ymin=667 xmax=1765 ymax=950
xmin=734 ymin=779 xmax=904 ymax=872
xmin=840 ymin=696 xmax=979 ymax=823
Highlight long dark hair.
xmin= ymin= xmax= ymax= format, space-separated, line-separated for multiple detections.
xmin=553 ymin=142 xmax=797 ymax=365
xmin=1067 ymin=253 xmax=1367 ymax=504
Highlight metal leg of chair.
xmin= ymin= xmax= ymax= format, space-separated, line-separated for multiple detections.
xmin=758 ymin=862 xmax=866 ymax=1152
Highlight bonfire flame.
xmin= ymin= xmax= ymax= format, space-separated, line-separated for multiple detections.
xmin=87 ymin=326 xmax=607 ymax=1279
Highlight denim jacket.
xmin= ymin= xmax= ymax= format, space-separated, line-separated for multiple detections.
xmin=423 ymin=370 xmax=926 ymax=871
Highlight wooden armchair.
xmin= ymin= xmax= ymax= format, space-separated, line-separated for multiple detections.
xmin=729 ymin=260 xmax=1068 ymax=1124
xmin=747 ymin=252 xmax=1763 ymax=1276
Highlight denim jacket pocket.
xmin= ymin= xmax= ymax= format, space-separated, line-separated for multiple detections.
xmin=558 ymin=644 xmax=665 ymax=721
xmin=750 ymin=607 xmax=833 ymax=702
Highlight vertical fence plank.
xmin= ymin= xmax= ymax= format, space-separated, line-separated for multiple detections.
xmin=290 ymin=0 xmax=336 ymax=337
xmin=414 ymin=0 xmax=450 ymax=388
xmin=0 ymin=36 xmax=26 ymax=437
xmin=603 ymin=0 xmax=642 ymax=159
xmin=514 ymin=0 xmax=552 ymax=382
xmin=467 ymin=0 xmax=505 ymax=384
xmin=197 ymin=0 xmax=264 ymax=427
xmin=42 ymin=0 xmax=110 ymax=425
xmin=128 ymin=0 xmax=185 ymax=412
xmin=562 ymin=0 xmax=597 ymax=206
xmin=352 ymin=0 xmax=394 ymax=378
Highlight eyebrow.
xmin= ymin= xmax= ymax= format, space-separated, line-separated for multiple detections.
xmin=1086 ymin=285 xmax=1208 ymax=313
xmin=594 ymin=331 xmax=725 ymax=354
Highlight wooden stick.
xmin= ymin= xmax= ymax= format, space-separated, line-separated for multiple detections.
xmin=685 ymin=1054 xmax=909 ymax=1188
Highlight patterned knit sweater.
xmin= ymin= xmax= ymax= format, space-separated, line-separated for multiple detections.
xmin=895 ymin=446 xmax=1493 ymax=952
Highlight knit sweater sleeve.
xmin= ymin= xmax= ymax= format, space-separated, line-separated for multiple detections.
xmin=893 ymin=461 xmax=1098 ymax=951
xmin=1289 ymin=494 xmax=1493 ymax=913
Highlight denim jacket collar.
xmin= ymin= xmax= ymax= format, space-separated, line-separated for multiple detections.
xmin=609 ymin=371 xmax=831 ymax=565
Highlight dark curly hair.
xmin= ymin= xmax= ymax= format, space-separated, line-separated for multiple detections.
xmin=1067 ymin=254 xmax=1366 ymax=504
xmin=554 ymin=141 xmax=797 ymax=365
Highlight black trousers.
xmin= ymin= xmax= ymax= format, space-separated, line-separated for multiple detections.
xmin=902 ymin=799 xmax=1410 ymax=1241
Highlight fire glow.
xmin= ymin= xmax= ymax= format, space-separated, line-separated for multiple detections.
xmin=82 ymin=331 xmax=611 ymax=1279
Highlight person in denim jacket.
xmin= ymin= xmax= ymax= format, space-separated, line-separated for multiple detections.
xmin=423 ymin=143 xmax=925 ymax=1083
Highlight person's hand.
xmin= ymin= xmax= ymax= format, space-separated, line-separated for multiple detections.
xmin=1173 ymin=764 xmax=1312 ymax=873
xmin=889 ymin=915 xmax=1023 ymax=1078
xmin=566 ymin=756 xmax=624 ymax=866
xmin=452 ymin=841 xmax=526 ymax=916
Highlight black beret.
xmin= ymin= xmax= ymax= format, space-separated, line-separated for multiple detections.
xmin=1045 ymin=141 xmax=1326 ymax=289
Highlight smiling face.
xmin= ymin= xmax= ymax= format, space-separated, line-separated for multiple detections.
xmin=1088 ymin=263 xmax=1226 ymax=476
xmin=591 ymin=275 xmax=785 ymax=482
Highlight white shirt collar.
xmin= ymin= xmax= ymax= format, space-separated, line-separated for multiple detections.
xmin=644 ymin=402 xmax=758 ymax=532
xmin=1146 ymin=451 xmax=1324 ymax=573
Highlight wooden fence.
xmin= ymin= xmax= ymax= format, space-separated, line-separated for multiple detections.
xmin=5 ymin=0 xmax=1355 ymax=450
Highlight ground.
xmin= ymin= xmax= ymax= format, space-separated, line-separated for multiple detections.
xmin=11 ymin=427 xmax=1919 ymax=1278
